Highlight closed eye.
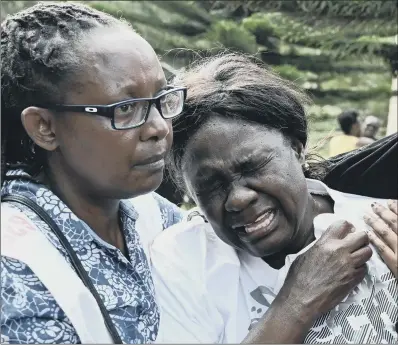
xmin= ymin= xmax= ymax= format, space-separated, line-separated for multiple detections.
xmin=195 ymin=180 xmax=226 ymax=198
xmin=240 ymin=155 xmax=274 ymax=175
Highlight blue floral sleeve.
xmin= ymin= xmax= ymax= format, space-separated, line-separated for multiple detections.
xmin=152 ymin=193 xmax=185 ymax=230
xmin=1 ymin=257 xmax=79 ymax=344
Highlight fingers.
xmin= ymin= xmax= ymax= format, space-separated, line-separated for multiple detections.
xmin=364 ymin=211 xmax=397 ymax=250
xmin=370 ymin=202 xmax=397 ymax=234
xmin=351 ymin=245 xmax=373 ymax=268
xmin=324 ymin=220 xmax=355 ymax=240
xmin=344 ymin=230 xmax=369 ymax=252
xmin=387 ymin=199 xmax=398 ymax=216
xmin=352 ymin=265 xmax=368 ymax=285
xmin=368 ymin=231 xmax=398 ymax=279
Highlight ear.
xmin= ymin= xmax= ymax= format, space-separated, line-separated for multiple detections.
xmin=21 ymin=107 xmax=59 ymax=152
xmin=291 ymin=138 xmax=305 ymax=164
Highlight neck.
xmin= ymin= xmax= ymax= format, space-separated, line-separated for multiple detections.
xmin=42 ymin=159 xmax=124 ymax=250
xmin=264 ymin=193 xmax=334 ymax=269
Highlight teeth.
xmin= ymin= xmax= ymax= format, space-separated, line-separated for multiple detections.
xmin=244 ymin=210 xmax=275 ymax=233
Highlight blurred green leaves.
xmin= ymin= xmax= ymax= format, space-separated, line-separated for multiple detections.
xmin=2 ymin=0 xmax=395 ymax=157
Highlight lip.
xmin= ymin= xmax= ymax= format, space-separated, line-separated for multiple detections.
xmin=237 ymin=208 xmax=279 ymax=243
xmin=230 ymin=208 xmax=275 ymax=229
xmin=134 ymin=153 xmax=166 ymax=170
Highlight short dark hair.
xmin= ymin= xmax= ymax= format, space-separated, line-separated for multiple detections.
xmin=168 ymin=53 xmax=327 ymax=192
xmin=1 ymin=2 xmax=130 ymax=183
xmin=337 ymin=110 xmax=359 ymax=134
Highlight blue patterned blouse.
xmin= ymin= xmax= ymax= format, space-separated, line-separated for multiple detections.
xmin=1 ymin=170 xmax=183 ymax=344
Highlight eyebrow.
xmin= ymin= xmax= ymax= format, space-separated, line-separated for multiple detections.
xmin=155 ymin=84 xmax=168 ymax=96
xmin=117 ymin=78 xmax=168 ymax=100
xmin=232 ymin=148 xmax=271 ymax=167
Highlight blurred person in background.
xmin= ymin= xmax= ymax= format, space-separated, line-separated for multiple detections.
xmin=362 ymin=115 xmax=381 ymax=142
xmin=329 ymin=110 xmax=361 ymax=156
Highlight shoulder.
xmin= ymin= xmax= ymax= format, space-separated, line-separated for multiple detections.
xmin=1 ymin=201 xmax=66 ymax=254
xmin=152 ymin=217 xmax=209 ymax=250
xmin=151 ymin=217 xmax=237 ymax=275
xmin=152 ymin=193 xmax=185 ymax=229
xmin=127 ymin=192 xmax=184 ymax=229
xmin=150 ymin=217 xmax=240 ymax=343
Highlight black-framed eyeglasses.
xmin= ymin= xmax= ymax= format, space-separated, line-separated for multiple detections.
xmin=38 ymin=86 xmax=187 ymax=130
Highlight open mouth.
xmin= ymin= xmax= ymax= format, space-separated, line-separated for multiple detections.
xmin=236 ymin=209 xmax=279 ymax=242
xmin=244 ymin=209 xmax=276 ymax=233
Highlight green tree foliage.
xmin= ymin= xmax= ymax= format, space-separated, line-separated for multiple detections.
xmin=212 ymin=1 xmax=397 ymax=70
xmin=2 ymin=0 xmax=395 ymax=157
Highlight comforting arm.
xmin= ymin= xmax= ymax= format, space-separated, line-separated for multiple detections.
xmin=356 ymin=137 xmax=374 ymax=148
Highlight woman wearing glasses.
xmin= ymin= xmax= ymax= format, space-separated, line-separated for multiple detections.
xmin=1 ymin=3 xmax=185 ymax=343
xmin=0 ymin=2 xmax=386 ymax=344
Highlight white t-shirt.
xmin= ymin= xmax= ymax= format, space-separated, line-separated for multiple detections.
xmin=151 ymin=179 xmax=398 ymax=344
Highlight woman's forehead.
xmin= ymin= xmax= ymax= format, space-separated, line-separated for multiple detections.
xmin=68 ymin=28 xmax=165 ymax=103
xmin=185 ymin=118 xmax=283 ymax=168
xmin=189 ymin=117 xmax=276 ymax=149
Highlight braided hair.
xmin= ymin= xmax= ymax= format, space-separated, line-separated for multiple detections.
xmin=1 ymin=2 xmax=130 ymax=184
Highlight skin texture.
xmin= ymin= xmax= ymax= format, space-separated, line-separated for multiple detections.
xmin=181 ymin=115 xmax=373 ymax=342
xmin=20 ymin=27 xmax=172 ymax=252
xmin=183 ymin=115 xmax=330 ymax=267
xmin=244 ymin=220 xmax=371 ymax=343
xmin=365 ymin=200 xmax=398 ymax=278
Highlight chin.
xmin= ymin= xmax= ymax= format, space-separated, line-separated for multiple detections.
xmin=245 ymin=236 xmax=292 ymax=258
xmin=133 ymin=173 xmax=164 ymax=197
xmin=113 ymin=171 xmax=164 ymax=200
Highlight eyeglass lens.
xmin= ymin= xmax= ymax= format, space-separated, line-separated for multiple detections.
xmin=113 ymin=90 xmax=184 ymax=129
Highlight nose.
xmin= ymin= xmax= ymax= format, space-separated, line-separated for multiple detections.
xmin=140 ymin=105 xmax=170 ymax=142
xmin=225 ymin=184 xmax=258 ymax=213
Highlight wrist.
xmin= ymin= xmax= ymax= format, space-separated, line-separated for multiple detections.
xmin=273 ymin=288 xmax=317 ymax=328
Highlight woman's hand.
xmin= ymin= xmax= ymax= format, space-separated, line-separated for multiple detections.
xmin=364 ymin=200 xmax=397 ymax=279
xmin=280 ymin=220 xmax=372 ymax=322
xmin=245 ymin=220 xmax=372 ymax=344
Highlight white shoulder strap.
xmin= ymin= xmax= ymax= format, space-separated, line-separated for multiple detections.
xmin=1 ymin=204 xmax=113 ymax=344
xmin=129 ymin=193 xmax=163 ymax=261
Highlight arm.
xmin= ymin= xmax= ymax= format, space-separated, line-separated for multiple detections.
xmin=356 ymin=137 xmax=375 ymax=148
xmin=152 ymin=219 xmax=371 ymax=344
xmin=323 ymin=133 xmax=398 ymax=199
xmin=243 ymin=296 xmax=314 ymax=343
xmin=1 ymin=257 xmax=79 ymax=344
xmin=244 ymin=220 xmax=371 ymax=343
